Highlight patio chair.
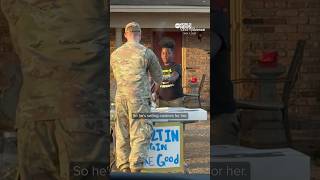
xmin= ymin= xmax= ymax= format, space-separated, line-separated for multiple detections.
xmin=183 ymin=74 xmax=206 ymax=108
xmin=233 ymin=40 xmax=306 ymax=147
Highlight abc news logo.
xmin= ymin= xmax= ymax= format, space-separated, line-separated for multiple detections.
xmin=175 ymin=23 xmax=192 ymax=31
xmin=175 ymin=23 xmax=205 ymax=32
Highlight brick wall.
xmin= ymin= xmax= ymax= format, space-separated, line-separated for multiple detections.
xmin=241 ymin=0 xmax=320 ymax=152
xmin=184 ymin=30 xmax=210 ymax=108
xmin=110 ymin=28 xmax=210 ymax=109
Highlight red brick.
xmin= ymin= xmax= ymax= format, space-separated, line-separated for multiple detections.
xmin=242 ymin=10 xmax=252 ymax=17
xmin=307 ymin=1 xmax=320 ymax=8
xmin=301 ymin=65 xmax=320 ymax=73
xmin=243 ymin=33 xmax=264 ymax=41
xmin=299 ymin=9 xmax=320 ymax=16
xmin=278 ymin=49 xmax=288 ymax=57
xmin=264 ymin=0 xmax=288 ymax=8
xmin=287 ymin=17 xmax=309 ymax=25
xmin=244 ymin=1 xmax=265 ymax=9
xmin=287 ymin=33 xmax=310 ymax=40
xmin=276 ymin=10 xmax=298 ymax=17
xmin=243 ymin=49 xmax=259 ymax=57
xmin=263 ymin=33 xmax=288 ymax=40
xmin=275 ymin=25 xmax=297 ymax=33
xmin=263 ymin=18 xmax=286 ymax=24
xmin=262 ymin=42 xmax=280 ymax=49
xmin=305 ymin=40 xmax=320 ymax=48
xmin=277 ymin=41 xmax=299 ymax=50
xmin=242 ymin=26 xmax=252 ymax=33
xmin=288 ymin=2 xmax=306 ymax=8
xmin=310 ymin=17 xmax=320 ymax=25
xmin=274 ymin=2 xmax=288 ymax=8
xmin=252 ymin=9 xmax=276 ymax=17
xmin=301 ymin=74 xmax=320 ymax=81
xmin=249 ymin=41 xmax=265 ymax=50
xmin=264 ymin=1 xmax=275 ymax=8
xmin=298 ymin=25 xmax=320 ymax=32
xmin=243 ymin=18 xmax=264 ymax=25
xmin=303 ymin=57 xmax=320 ymax=63
xmin=310 ymin=33 xmax=320 ymax=40
xmin=250 ymin=26 xmax=275 ymax=33
xmin=305 ymin=49 xmax=320 ymax=57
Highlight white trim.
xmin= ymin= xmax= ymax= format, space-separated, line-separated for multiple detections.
xmin=110 ymin=5 xmax=210 ymax=13
xmin=230 ymin=0 xmax=243 ymax=97
xmin=182 ymin=47 xmax=187 ymax=93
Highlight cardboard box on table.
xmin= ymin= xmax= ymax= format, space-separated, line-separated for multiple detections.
xmin=142 ymin=107 xmax=208 ymax=173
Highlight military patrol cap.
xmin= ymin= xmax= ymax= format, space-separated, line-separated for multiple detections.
xmin=125 ymin=22 xmax=141 ymax=33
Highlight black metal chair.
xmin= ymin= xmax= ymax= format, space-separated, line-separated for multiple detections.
xmin=233 ymin=40 xmax=306 ymax=147
xmin=183 ymin=74 xmax=206 ymax=108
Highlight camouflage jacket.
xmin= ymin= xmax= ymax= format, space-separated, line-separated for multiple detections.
xmin=1 ymin=0 xmax=108 ymax=132
xmin=111 ymin=42 xmax=162 ymax=100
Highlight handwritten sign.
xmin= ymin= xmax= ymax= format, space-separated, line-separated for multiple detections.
xmin=142 ymin=122 xmax=184 ymax=173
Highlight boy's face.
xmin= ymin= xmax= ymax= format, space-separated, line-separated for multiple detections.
xmin=161 ymin=48 xmax=173 ymax=65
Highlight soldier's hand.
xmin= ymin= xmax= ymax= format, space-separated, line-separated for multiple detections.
xmin=167 ymin=76 xmax=175 ymax=83
xmin=162 ymin=76 xmax=169 ymax=81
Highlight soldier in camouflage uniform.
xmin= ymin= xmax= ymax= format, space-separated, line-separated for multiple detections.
xmin=1 ymin=1 xmax=108 ymax=179
xmin=111 ymin=22 xmax=162 ymax=173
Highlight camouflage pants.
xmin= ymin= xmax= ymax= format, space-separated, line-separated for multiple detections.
xmin=17 ymin=120 xmax=107 ymax=180
xmin=114 ymin=97 xmax=153 ymax=171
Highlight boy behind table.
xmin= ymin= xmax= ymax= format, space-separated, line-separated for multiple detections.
xmin=158 ymin=38 xmax=184 ymax=107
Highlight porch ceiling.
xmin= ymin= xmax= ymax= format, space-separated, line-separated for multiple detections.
xmin=110 ymin=5 xmax=209 ymax=13
xmin=110 ymin=0 xmax=209 ymax=13
xmin=110 ymin=12 xmax=210 ymax=29
xmin=110 ymin=0 xmax=209 ymax=6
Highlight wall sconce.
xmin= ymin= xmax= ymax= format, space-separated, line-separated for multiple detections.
xmin=198 ymin=32 xmax=203 ymax=42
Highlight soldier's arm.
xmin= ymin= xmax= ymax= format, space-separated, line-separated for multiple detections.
xmin=168 ymin=72 xmax=179 ymax=83
xmin=146 ymin=49 xmax=163 ymax=84
xmin=168 ymin=65 xmax=181 ymax=83
xmin=110 ymin=52 xmax=116 ymax=75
